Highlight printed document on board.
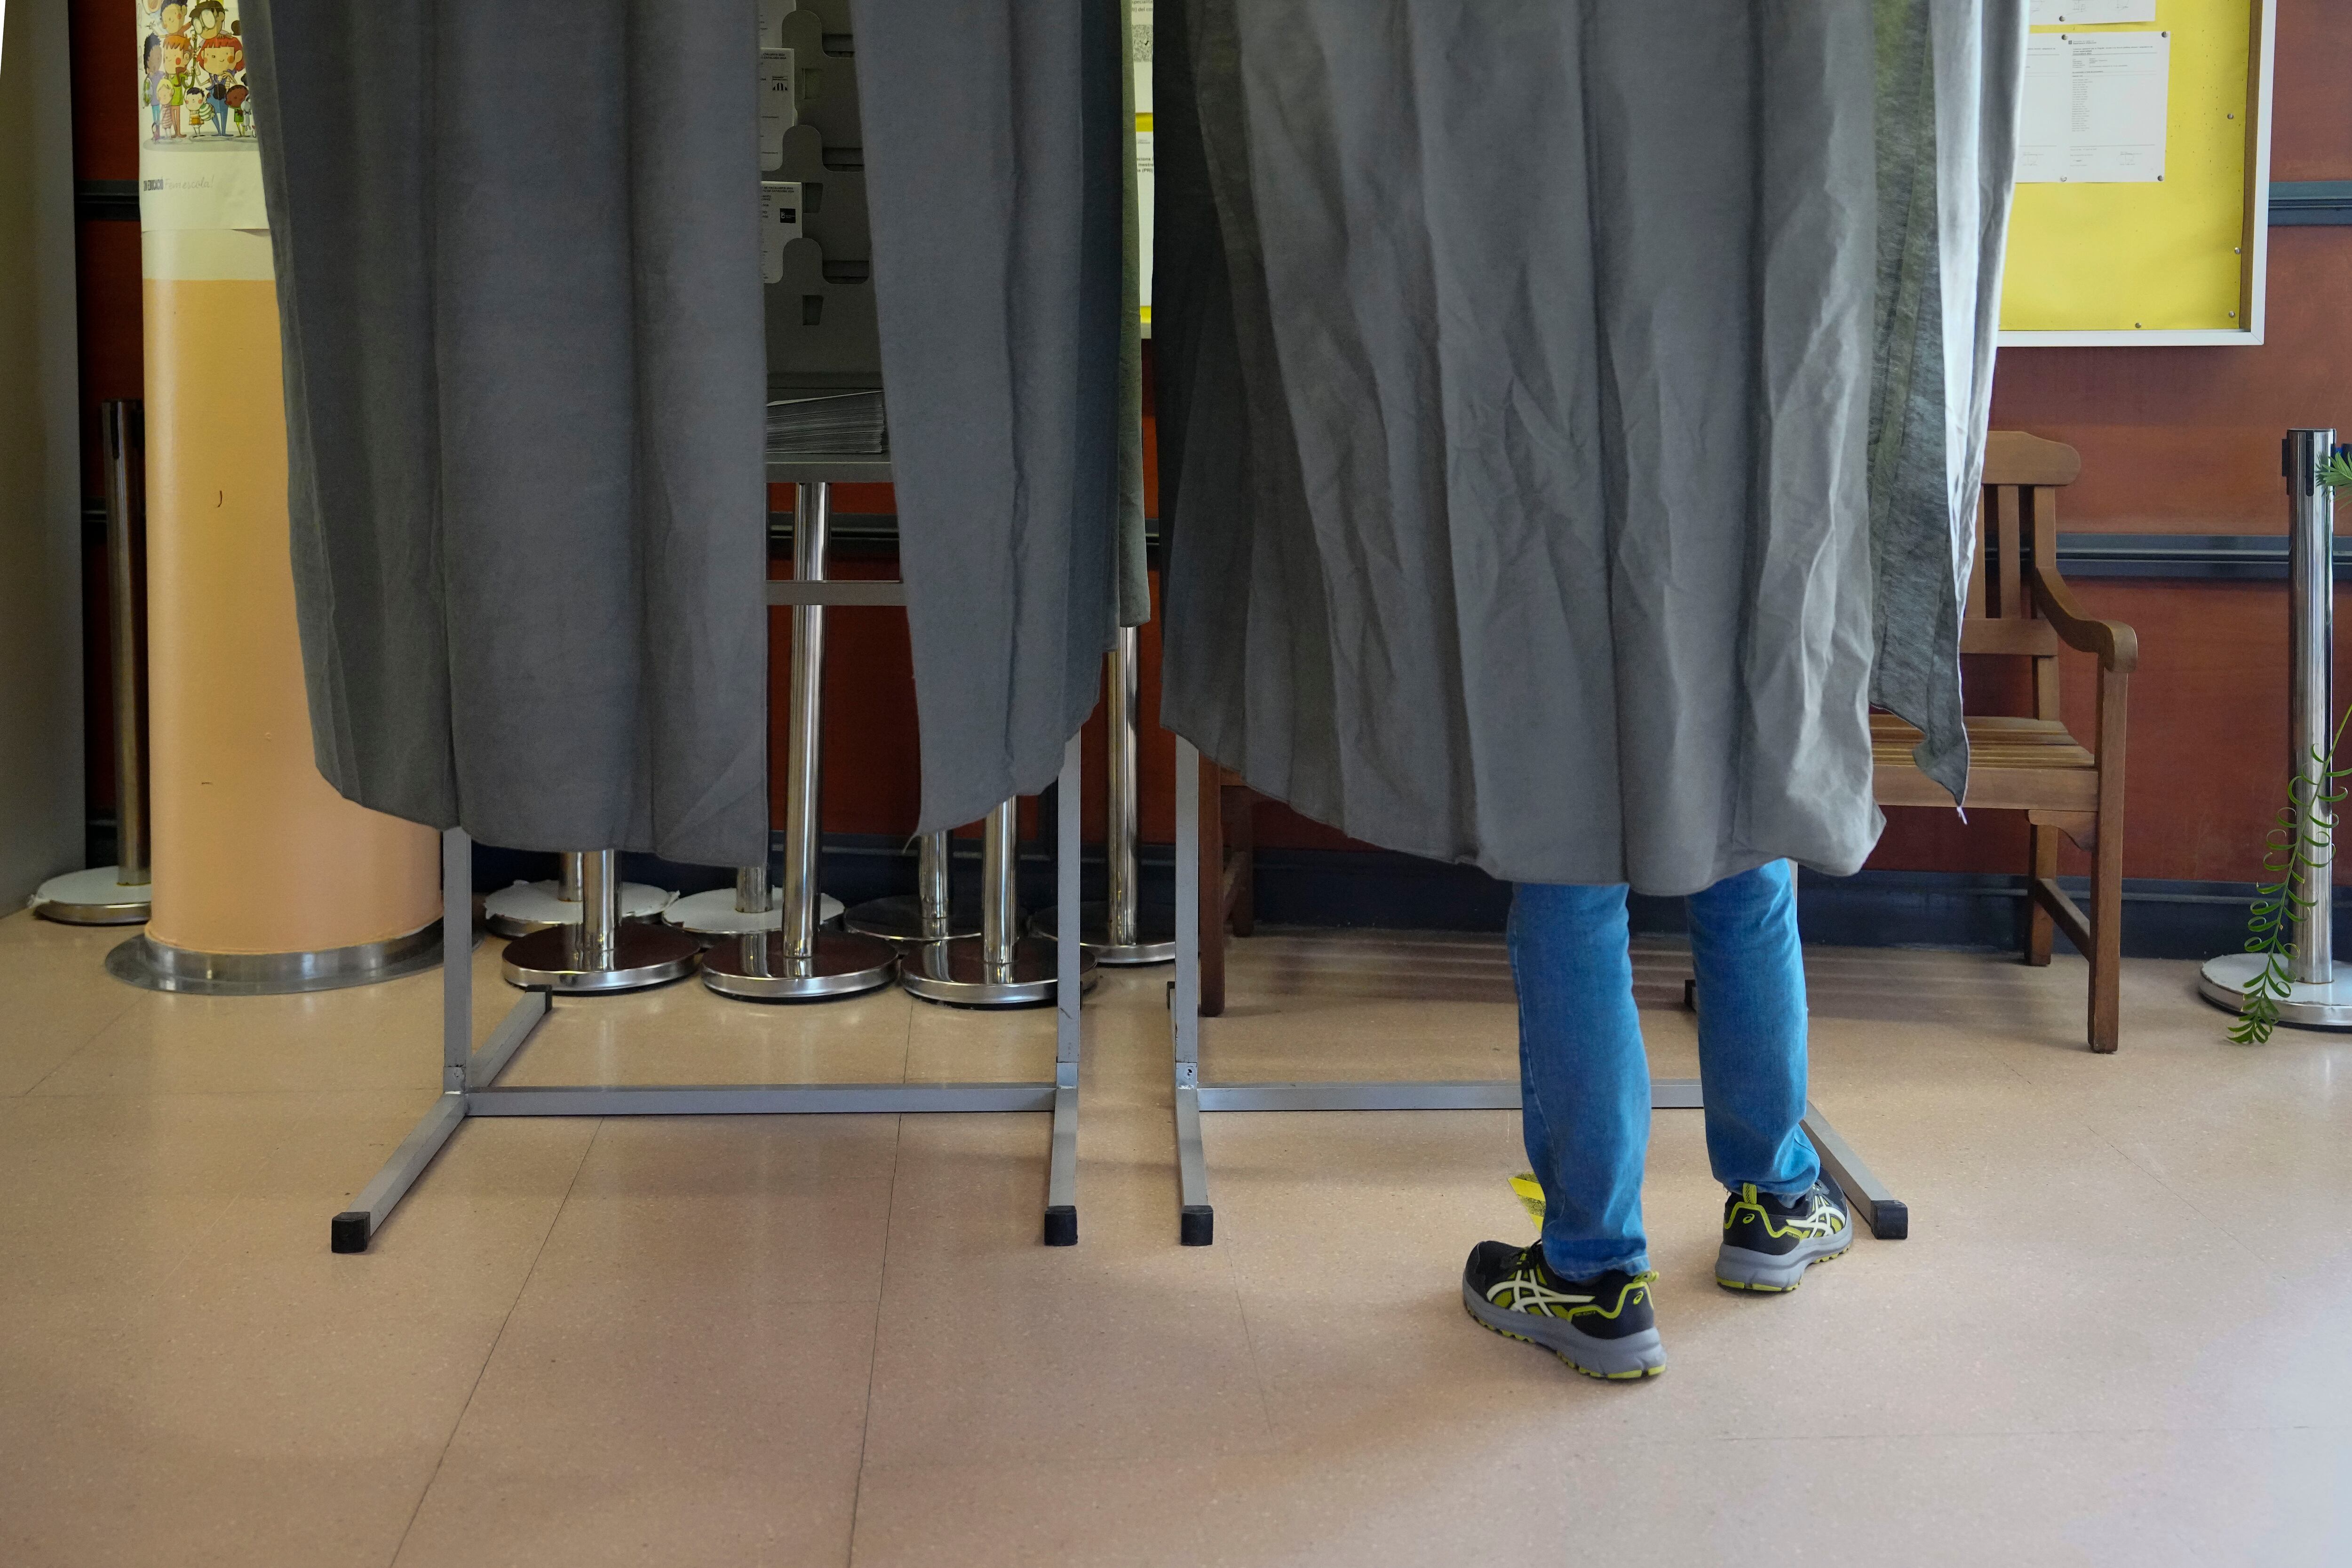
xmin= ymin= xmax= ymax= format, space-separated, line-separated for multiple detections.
xmin=2018 ymin=30 xmax=2170 ymax=183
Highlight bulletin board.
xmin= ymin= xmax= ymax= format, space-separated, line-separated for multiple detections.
xmin=1998 ymin=0 xmax=2276 ymax=346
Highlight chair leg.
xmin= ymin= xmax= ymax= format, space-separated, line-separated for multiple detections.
xmin=1200 ymin=753 xmax=1228 ymax=1019
xmin=1221 ymin=780 xmax=1256 ymax=938
xmin=2088 ymin=858 xmax=2122 ymax=1054
xmin=2025 ymin=824 xmax=2057 ymax=967
xmin=2088 ymin=666 xmax=2129 ymax=1054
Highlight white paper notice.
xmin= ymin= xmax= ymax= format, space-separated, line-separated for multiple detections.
xmin=759 ymin=48 xmax=797 ymax=171
xmin=762 ymin=182 xmax=803 ymax=285
xmin=2029 ymin=0 xmax=2156 ymax=22
xmin=2018 ymin=30 xmax=2169 ymax=183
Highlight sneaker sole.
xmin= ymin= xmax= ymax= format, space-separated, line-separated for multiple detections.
xmin=1714 ymin=1235 xmax=1852 ymax=1293
xmin=1460 ymin=1281 xmax=1666 ymax=1380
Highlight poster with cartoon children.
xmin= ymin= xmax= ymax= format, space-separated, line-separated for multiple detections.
xmin=140 ymin=0 xmax=253 ymax=143
xmin=136 ymin=0 xmax=267 ymax=231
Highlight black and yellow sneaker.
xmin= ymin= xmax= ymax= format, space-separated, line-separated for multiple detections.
xmin=1715 ymin=1174 xmax=1852 ymax=1292
xmin=1461 ymin=1241 xmax=1666 ymax=1380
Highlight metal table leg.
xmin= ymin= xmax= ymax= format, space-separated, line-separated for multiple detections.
xmin=904 ymin=799 xmax=1097 ymax=1007
xmin=1036 ymin=625 xmax=1177 ymax=965
xmin=846 ymin=830 xmax=982 ymax=944
xmin=503 ymin=850 xmax=701 ymax=992
xmin=705 ymin=479 xmax=898 ymax=1001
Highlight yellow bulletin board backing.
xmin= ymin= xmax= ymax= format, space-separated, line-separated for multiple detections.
xmin=1998 ymin=0 xmax=2275 ymax=346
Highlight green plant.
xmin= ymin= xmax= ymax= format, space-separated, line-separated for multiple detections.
xmin=2234 ymin=447 xmax=2352 ymax=1043
xmin=2233 ymin=707 xmax=2352 ymax=1043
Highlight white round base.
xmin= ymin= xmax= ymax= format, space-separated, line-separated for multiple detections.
xmin=30 ymin=866 xmax=153 ymax=925
xmin=663 ymin=886 xmax=842 ymax=935
xmin=483 ymin=878 xmax=675 ymax=937
xmin=2197 ymin=951 xmax=2352 ymax=1030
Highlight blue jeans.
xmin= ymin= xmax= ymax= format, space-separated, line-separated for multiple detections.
xmin=1509 ymin=860 xmax=1819 ymax=1280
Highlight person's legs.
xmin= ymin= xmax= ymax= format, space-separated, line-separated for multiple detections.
xmin=1460 ymin=881 xmax=1666 ymax=1380
xmin=1685 ymin=858 xmax=1818 ymax=1194
xmin=1508 ymin=880 xmax=1651 ymax=1278
xmin=1687 ymin=860 xmax=1851 ymax=1290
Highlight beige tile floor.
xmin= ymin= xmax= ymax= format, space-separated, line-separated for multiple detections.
xmin=2 ymin=907 xmax=2348 ymax=1566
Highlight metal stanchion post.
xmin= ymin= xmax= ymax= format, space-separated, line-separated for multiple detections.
xmin=666 ymin=854 xmax=846 ymax=938
xmin=905 ymin=798 xmax=1096 ymax=1006
xmin=703 ymin=481 xmax=898 ymax=1000
xmin=2201 ymin=428 xmax=2352 ymax=1027
xmin=502 ymin=847 xmax=699 ymax=992
xmin=484 ymin=846 xmax=676 ymax=937
xmin=1035 ymin=626 xmax=1176 ymax=963
xmin=846 ymin=828 xmax=980 ymax=944
xmin=37 ymin=402 xmax=154 ymax=924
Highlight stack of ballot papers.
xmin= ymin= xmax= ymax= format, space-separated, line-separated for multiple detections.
xmin=765 ymin=389 xmax=888 ymax=456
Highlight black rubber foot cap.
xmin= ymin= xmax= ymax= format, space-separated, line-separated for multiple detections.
xmin=330 ymin=1211 xmax=372 ymax=1254
xmin=1870 ymin=1200 xmax=1909 ymax=1242
xmin=1179 ymin=1204 xmax=1214 ymax=1247
xmin=1043 ymin=1205 xmax=1077 ymax=1247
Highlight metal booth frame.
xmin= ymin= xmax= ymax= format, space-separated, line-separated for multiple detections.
xmin=332 ymin=464 xmax=1089 ymax=1253
xmin=1164 ymin=738 xmax=1910 ymax=1248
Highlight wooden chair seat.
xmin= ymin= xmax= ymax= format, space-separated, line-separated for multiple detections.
xmin=1871 ymin=713 xmax=2099 ymax=815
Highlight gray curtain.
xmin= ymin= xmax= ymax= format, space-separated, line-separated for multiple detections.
xmin=1869 ymin=0 xmax=2028 ymax=802
xmin=853 ymin=0 xmax=1126 ymax=833
xmin=245 ymin=0 xmax=770 ymax=866
xmin=1157 ymin=0 xmax=2026 ymax=895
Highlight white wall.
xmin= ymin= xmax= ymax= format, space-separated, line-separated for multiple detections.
xmin=0 ymin=0 xmax=86 ymax=907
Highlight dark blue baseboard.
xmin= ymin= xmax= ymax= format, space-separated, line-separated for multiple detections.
xmin=471 ymin=836 xmax=2268 ymax=963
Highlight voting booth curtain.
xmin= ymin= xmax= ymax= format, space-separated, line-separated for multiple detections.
xmin=854 ymin=0 xmax=1132 ymax=836
xmin=246 ymin=0 xmax=771 ymax=867
xmin=252 ymin=0 xmax=1137 ymax=858
xmin=1154 ymin=0 xmax=2026 ymax=895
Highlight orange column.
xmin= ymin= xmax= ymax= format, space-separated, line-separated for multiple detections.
xmin=139 ymin=229 xmax=438 ymax=965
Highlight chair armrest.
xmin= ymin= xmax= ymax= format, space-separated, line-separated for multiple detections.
xmin=2029 ymin=563 xmax=2139 ymax=674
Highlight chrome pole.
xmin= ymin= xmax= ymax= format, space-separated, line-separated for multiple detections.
xmin=1105 ymin=627 xmax=1140 ymax=947
xmin=2289 ymin=428 xmax=2338 ymax=985
xmin=983 ymin=799 xmax=1019 ymax=971
xmin=580 ymin=850 xmax=621 ymax=972
xmin=557 ymin=852 xmax=584 ymax=903
xmin=918 ymin=830 xmax=951 ymax=940
xmin=735 ymin=862 xmax=771 ymax=916
xmin=782 ymin=481 xmax=828 ymax=960
xmin=105 ymin=403 xmax=148 ymax=887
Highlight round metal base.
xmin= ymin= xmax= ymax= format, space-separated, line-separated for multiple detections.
xmin=31 ymin=865 xmax=153 ymax=925
xmin=106 ymin=920 xmax=447 ymax=995
xmin=844 ymin=893 xmax=983 ymax=945
xmin=501 ymin=920 xmax=701 ymax=993
xmin=1030 ymin=901 xmax=1178 ymax=965
xmin=2197 ymin=951 xmax=2352 ymax=1030
xmin=663 ymin=886 xmax=842 ymax=937
xmin=901 ymin=935 xmax=1098 ymax=1008
xmin=484 ymin=878 xmax=676 ymax=938
xmin=699 ymin=929 xmax=900 ymax=1001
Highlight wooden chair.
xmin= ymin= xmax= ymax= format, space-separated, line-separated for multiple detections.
xmin=1872 ymin=430 xmax=2136 ymax=1052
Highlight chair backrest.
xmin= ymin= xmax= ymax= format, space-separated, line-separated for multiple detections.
xmin=1967 ymin=431 xmax=2084 ymax=712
